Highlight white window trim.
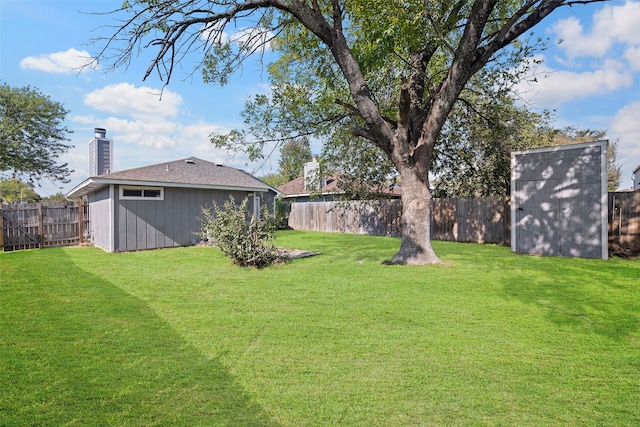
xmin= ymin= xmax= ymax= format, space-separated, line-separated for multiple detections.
xmin=119 ymin=185 xmax=164 ymax=200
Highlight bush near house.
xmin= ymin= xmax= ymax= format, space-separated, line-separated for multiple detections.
xmin=200 ymin=196 xmax=280 ymax=268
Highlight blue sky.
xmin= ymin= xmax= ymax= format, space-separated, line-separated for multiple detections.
xmin=1 ymin=0 xmax=639 ymax=196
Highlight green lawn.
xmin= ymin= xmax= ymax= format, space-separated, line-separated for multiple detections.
xmin=1 ymin=231 xmax=639 ymax=426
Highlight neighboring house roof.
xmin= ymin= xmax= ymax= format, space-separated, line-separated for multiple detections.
xmin=67 ymin=157 xmax=278 ymax=198
xmin=633 ymin=164 xmax=640 ymax=174
xmin=277 ymin=175 xmax=341 ymax=198
xmin=277 ymin=175 xmax=401 ymax=199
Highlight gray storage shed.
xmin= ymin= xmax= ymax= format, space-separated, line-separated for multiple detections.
xmin=67 ymin=157 xmax=277 ymax=252
xmin=511 ymin=140 xmax=608 ymax=260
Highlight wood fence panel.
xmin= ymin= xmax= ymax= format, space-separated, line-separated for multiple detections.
xmin=289 ymin=193 xmax=640 ymax=255
xmin=0 ymin=201 xmax=88 ymax=252
xmin=609 ymin=191 xmax=640 ymax=256
xmin=288 ymin=198 xmax=511 ymax=245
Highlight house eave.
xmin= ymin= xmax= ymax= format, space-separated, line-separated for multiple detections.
xmin=67 ymin=177 xmax=275 ymax=198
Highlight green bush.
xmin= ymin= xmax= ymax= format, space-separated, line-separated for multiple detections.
xmin=274 ymin=195 xmax=290 ymax=229
xmin=200 ymin=196 xmax=280 ymax=268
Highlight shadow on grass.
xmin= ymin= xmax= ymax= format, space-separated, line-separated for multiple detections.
xmin=0 ymin=249 xmax=279 ymax=426
xmin=500 ymin=259 xmax=640 ymax=341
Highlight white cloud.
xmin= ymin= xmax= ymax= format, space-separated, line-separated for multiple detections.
xmin=552 ymin=1 xmax=640 ymax=60
xmin=624 ymin=46 xmax=640 ymax=71
xmin=83 ymin=83 xmax=182 ymax=120
xmin=71 ymin=113 xmax=229 ymax=152
xmin=20 ymin=48 xmax=98 ymax=74
xmin=552 ymin=17 xmax=610 ymax=58
xmin=515 ymin=56 xmax=633 ymax=107
xmin=201 ymin=25 xmax=273 ymax=51
xmin=611 ymin=101 xmax=640 ymax=149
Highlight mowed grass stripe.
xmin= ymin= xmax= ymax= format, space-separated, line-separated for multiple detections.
xmin=1 ymin=230 xmax=638 ymax=426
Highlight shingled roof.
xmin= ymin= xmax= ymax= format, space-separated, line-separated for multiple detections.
xmin=67 ymin=157 xmax=276 ymax=198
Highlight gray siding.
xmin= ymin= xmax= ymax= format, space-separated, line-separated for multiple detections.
xmin=87 ymin=186 xmax=113 ymax=252
xmin=511 ymin=141 xmax=608 ymax=259
xmin=113 ymin=186 xmax=274 ymax=252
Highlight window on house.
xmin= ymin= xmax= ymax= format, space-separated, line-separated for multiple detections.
xmin=120 ymin=186 xmax=164 ymax=200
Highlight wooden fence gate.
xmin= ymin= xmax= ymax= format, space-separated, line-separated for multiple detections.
xmin=0 ymin=202 xmax=89 ymax=252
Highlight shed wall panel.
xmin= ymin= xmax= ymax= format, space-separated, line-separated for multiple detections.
xmin=511 ymin=141 xmax=607 ymax=259
xmin=87 ymin=186 xmax=112 ymax=251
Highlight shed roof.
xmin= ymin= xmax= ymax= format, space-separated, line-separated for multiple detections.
xmin=67 ymin=157 xmax=277 ymax=198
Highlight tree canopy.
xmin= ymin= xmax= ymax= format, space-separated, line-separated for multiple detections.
xmin=0 ymin=178 xmax=41 ymax=204
xmin=96 ymin=0 xmax=608 ymax=264
xmin=0 ymin=83 xmax=73 ymax=183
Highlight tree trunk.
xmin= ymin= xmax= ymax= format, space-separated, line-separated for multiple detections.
xmin=391 ymin=167 xmax=441 ymax=265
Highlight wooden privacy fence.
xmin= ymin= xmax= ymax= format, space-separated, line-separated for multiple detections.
xmin=287 ymin=198 xmax=511 ymax=245
xmin=609 ymin=191 xmax=640 ymax=257
xmin=288 ymin=194 xmax=640 ymax=254
xmin=0 ymin=201 xmax=89 ymax=252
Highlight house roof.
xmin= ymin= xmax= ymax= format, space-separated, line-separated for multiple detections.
xmin=277 ymin=175 xmax=402 ymax=199
xmin=67 ymin=157 xmax=277 ymax=198
xmin=277 ymin=176 xmax=341 ymax=198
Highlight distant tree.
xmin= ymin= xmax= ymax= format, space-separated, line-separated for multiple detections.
xmin=279 ymin=138 xmax=312 ymax=183
xmin=432 ymin=114 xmax=622 ymax=197
xmin=607 ymin=141 xmax=622 ymax=192
xmin=432 ymin=93 xmax=556 ymax=198
xmin=0 ymin=83 xmax=73 ymax=183
xmin=41 ymin=192 xmax=68 ymax=203
xmin=0 ymin=178 xmax=41 ymax=204
xmin=256 ymin=138 xmax=312 ymax=188
xmin=258 ymin=172 xmax=286 ymax=188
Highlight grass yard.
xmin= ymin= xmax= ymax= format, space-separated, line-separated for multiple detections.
xmin=1 ymin=230 xmax=639 ymax=426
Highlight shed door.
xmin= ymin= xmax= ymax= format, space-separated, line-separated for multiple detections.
xmin=514 ymin=179 xmax=560 ymax=255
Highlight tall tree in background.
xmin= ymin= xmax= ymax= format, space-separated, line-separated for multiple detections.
xmin=97 ymin=0 xmax=606 ymax=264
xmin=279 ymin=138 xmax=312 ymax=183
xmin=0 ymin=178 xmax=41 ymax=204
xmin=0 ymin=83 xmax=73 ymax=183
xmin=257 ymin=138 xmax=312 ymax=187
xmin=431 ymin=105 xmax=623 ymax=196
xmin=432 ymin=93 xmax=556 ymax=198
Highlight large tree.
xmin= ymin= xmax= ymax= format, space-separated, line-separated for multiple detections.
xmin=0 ymin=84 xmax=73 ymax=183
xmin=97 ymin=0 xmax=606 ymax=264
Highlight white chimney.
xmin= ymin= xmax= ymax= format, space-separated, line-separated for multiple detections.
xmin=89 ymin=128 xmax=113 ymax=176
xmin=303 ymin=158 xmax=326 ymax=192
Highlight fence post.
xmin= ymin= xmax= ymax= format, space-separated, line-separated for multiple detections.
xmin=78 ymin=200 xmax=84 ymax=245
xmin=38 ymin=203 xmax=44 ymax=249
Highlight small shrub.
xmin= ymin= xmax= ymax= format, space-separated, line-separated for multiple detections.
xmin=274 ymin=195 xmax=290 ymax=229
xmin=200 ymin=196 xmax=281 ymax=268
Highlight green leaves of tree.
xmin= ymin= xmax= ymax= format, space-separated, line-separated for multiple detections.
xmin=0 ymin=83 xmax=73 ymax=183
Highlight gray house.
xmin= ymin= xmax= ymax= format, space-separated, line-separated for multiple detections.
xmin=511 ymin=140 xmax=608 ymax=260
xmin=67 ymin=130 xmax=277 ymax=252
